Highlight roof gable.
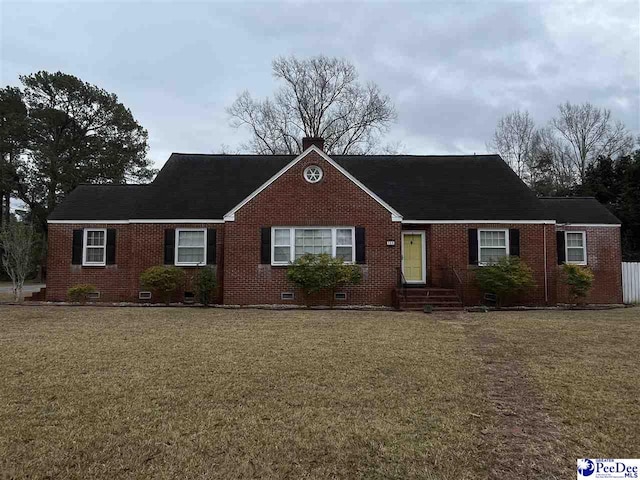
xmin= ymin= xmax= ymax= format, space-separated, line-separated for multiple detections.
xmin=222 ymin=145 xmax=403 ymax=222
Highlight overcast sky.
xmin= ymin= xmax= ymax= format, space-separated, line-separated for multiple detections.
xmin=2 ymin=0 xmax=639 ymax=170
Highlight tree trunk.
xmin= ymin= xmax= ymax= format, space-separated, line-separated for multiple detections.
xmin=3 ymin=192 xmax=10 ymax=226
xmin=0 ymin=189 xmax=5 ymax=229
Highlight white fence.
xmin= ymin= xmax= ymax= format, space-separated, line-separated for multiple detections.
xmin=622 ymin=262 xmax=640 ymax=304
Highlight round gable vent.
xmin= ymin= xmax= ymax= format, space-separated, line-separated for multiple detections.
xmin=304 ymin=165 xmax=323 ymax=183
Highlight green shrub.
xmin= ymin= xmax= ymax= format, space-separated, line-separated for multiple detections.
xmin=196 ymin=266 xmax=217 ymax=305
xmin=475 ymin=256 xmax=535 ymax=306
xmin=140 ymin=266 xmax=185 ymax=304
xmin=563 ymin=263 xmax=594 ymax=304
xmin=67 ymin=284 xmax=96 ymax=303
xmin=286 ymin=253 xmax=362 ymax=306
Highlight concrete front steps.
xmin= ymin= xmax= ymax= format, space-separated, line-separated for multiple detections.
xmin=26 ymin=287 xmax=46 ymax=301
xmin=395 ymin=287 xmax=463 ymax=311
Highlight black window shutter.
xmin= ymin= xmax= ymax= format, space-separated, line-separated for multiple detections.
xmin=207 ymin=229 xmax=217 ymax=265
xmin=355 ymin=227 xmax=366 ymax=264
xmin=509 ymin=229 xmax=520 ymax=257
xmin=260 ymin=227 xmax=271 ymax=264
xmin=556 ymin=231 xmax=566 ymax=264
xmin=106 ymin=229 xmax=116 ymax=265
xmin=72 ymin=229 xmax=83 ymax=265
xmin=468 ymin=228 xmax=478 ymax=265
xmin=164 ymin=229 xmax=175 ymax=265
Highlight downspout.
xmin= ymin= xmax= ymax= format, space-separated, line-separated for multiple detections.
xmin=543 ymin=225 xmax=548 ymax=304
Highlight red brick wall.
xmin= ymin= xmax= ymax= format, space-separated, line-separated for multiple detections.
xmin=223 ymin=150 xmax=402 ymax=305
xmin=418 ymin=223 xmax=558 ymax=305
xmin=418 ymin=222 xmax=620 ymax=305
xmin=46 ymin=223 xmax=223 ymax=302
xmin=556 ymin=226 xmax=622 ymax=304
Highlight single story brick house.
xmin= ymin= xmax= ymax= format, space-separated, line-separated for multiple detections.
xmin=46 ymin=137 xmax=623 ymax=308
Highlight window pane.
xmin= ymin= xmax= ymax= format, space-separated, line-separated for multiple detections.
xmin=479 ymin=231 xmax=506 ymax=247
xmin=336 ymin=246 xmax=353 ymax=261
xmin=480 ymin=247 xmax=506 ymax=264
xmin=567 ymin=247 xmax=585 ymax=262
xmin=274 ymin=246 xmax=290 ymax=262
xmin=274 ymin=229 xmax=290 ymax=246
xmin=178 ymin=230 xmax=205 ymax=247
xmin=294 ymin=229 xmax=332 ymax=258
xmin=86 ymin=230 xmax=105 ymax=246
xmin=566 ymin=233 xmax=584 ymax=247
xmin=177 ymin=247 xmax=205 ymax=263
xmin=86 ymin=247 xmax=105 ymax=263
xmin=336 ymin=229 xmax=352 ymax=246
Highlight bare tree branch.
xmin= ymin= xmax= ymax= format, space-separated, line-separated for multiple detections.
xmin=487 ymin=110 xmax=536 ymax=182
xmin=551 ymin=102 xmax=635 ymax=182
xmin=1 ymin=222 xmax=35 ymax=301
xmin=227 ymin=55 xmax=396 ymax=155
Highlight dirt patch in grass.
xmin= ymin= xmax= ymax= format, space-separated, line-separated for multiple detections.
xmin=469 ymin=327 xmax=567 ymax=479
xmin=480 ymin=309 xmax=640 ymax=458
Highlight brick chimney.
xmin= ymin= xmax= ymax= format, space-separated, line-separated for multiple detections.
xmin=302 ymin=137 xmax=324 ymax=151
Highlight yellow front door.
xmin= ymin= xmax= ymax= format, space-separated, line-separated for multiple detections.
xmin=403 ymin=233 xmax=423 ymax=282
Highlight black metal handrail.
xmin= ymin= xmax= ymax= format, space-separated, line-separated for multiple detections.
xmin=396 ymin=267 xmax=408 ymax=301
xmin=439 ymin=266 xmax=465 ymax=306
xmin=451 ymin=267 xmax=465 ymax=306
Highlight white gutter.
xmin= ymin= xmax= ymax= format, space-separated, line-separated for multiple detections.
xmin=48 ymin=219 xmax=225 ymax=224
xmin=402 ymin=220 xmax=557 ymax=225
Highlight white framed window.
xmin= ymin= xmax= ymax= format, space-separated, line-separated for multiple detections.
xmin=478 ymin=229 xmax=509 ymax=265
xmin=271 ymin=227 xmax=355 ymax=265
xmin=565 ymin=231 xmax=587 ymax=265
xmin=303 ymin=165 xmax=323 ymax=183
xmin=175 ymin=228 xmax=206 ymax=266
xmin=335 ymin=228 xmax=353 ymax=261
xmin=83 ymin=228 xmax=107 ymax=266
xmin=273 ymin=228 xmax=292 ymax=263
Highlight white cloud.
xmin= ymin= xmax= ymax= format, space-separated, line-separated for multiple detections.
xmin=1 ymin=0 xmax=637 ymax=170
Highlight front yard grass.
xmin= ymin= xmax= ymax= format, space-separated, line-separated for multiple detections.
xmin=0 ymin=306 xmax=638 ymax=479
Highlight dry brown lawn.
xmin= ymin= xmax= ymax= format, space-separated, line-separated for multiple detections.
xmin=0 ymin=306 xmax=638 ymax=479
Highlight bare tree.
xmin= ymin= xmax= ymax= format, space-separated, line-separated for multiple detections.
xmin=551 ymin=102 xmax=634 ymax=182
xmin=0 ymin=222 xmax=35 ymax=301
xmin=227 ymin=55 xmax=397 ymax=155
xmin=487 ymin=110 xmax=536 ymax=181
xmin=529 ymin=127 xmax=576 ymax=195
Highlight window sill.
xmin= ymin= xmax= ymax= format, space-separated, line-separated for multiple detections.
xmin=175 ymin=263 xmax=207 ymax=267
xmin=270 ymin=262 xmax=359 ymax=267
xmin=564 ymin=261 xmax=588 ymax=266
xmin=82 ymin=263 xmax=106 ymax=268
xmin=270 ymin=263 xmax=360 ymax=268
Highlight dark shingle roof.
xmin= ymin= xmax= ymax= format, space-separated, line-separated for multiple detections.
xmin=47 ymin=152 xmax=610 ymax=223
xmin=333 ymin=155 xmax=547 ymax=220
xmin=48 ymin=185 xmax=149 ymax=220
xmin=540 ymin=197 xmax=620 ymax=224
xmin=135 ymin=154 xmax=294 ymax=219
